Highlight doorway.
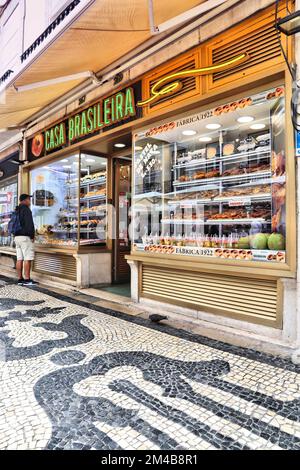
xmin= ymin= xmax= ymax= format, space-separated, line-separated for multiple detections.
xmin=113 ymin=158 xmax=131 ymax=284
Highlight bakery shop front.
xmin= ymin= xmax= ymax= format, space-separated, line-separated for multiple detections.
xmin=0 ymin=147 xmax=20 ymax=274
xmin=126 ymin=2 xmax=297 ymax=341
xmin=24 ymin=82 xmax=142 ymax=287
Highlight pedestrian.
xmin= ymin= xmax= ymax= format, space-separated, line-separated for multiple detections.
xmin=9 ymin=194 xmax=38 ymax=286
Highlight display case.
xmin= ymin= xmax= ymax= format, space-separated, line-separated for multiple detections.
xmin=133 ymin=87 xmax=287 ymax=265
xmin=31 ymin=153 xmax=108 ymax=249
xmin=0 ymin=177 xmax=18 ymax=247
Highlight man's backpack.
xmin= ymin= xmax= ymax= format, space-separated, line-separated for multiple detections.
xmin=8 ymin=208 xmax=22 ymax=236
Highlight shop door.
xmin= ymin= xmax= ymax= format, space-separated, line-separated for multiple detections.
xmin=113 ymin=159 xmax=131 ymax=283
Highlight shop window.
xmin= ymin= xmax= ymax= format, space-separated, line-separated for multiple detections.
xmin=31 ymin=153 xmax=107 ymax=248
xmin=0 ymin=177 xmax=18 ymax=247
xmin=132 ymin=86 xmax=287 ymax=265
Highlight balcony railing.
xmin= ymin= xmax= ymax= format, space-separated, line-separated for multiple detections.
xmin=0 ymin=69 xmax=13 ymax=84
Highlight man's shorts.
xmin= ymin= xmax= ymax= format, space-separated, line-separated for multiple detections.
xmin=14 ymin=236 xmax=35 ymax=261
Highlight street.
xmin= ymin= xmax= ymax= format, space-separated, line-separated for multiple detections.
xmin=0 ymin=279 xmax=299 ymax=450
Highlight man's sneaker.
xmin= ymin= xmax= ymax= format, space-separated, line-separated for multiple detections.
xmin=17 ymin=278 xmax=25 ymax=285
xmin=23 ymin=279 xmax=39 ymax=286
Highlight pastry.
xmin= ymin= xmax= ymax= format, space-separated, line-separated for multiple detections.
xmin=207 ymin=147 xmax=217 ymax=159
xmin=223 ymin=143 xmax=235 ymax=156
xmin=33 ymin=190 xmax=55 ymax=207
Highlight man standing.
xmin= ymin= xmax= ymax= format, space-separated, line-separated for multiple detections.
xmin=14 ymin=194 xmax=38 ymax=286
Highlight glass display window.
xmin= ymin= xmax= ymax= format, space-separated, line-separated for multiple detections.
xmin=79 ymin=154 xmax=107 ymax=246
xmin=0 ymin=177 xmax=18 ymax=247
xmin=132 ymin=86 xmax=287 ymax=265
xmin=30 ymin=153 xmax=108 ymax=248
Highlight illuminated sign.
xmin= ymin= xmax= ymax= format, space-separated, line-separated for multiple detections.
xmin=138 ymin=53 xmax=249 ymax=107
xmin=28 ymin=82 xmax=142 ymax=160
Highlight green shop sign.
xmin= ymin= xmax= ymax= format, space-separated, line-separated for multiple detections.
xmin=29 ymin=82 xmax=142 ymax=159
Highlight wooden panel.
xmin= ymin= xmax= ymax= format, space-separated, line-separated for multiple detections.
xmin=141 ymin=265 xmax=281 ymax=327
xmin=117 ymin=250 xmax=131 ymax=281
xmin=33 ymin=251 xmax=76 ymax=281
xmin=205 ymin=3 xmax=289 ymax=91
xmin=141 ymin=51 xmax=201 ymax=115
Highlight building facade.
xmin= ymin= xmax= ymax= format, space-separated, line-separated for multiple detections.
xmin=0 ymin=0 xmax=299 ymax=358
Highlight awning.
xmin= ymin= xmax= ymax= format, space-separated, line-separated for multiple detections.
xmin=0 ymin=0 xmax=208 ymax=130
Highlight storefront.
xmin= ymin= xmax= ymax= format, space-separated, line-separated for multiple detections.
xmin=24 ymin=83 xmax=142 ymax=287
xmin=0 ymin=148 xmax=20 ymax=273
xmin=22 ymin=3 xmax=296 ymax=341
xmin=127 ymin=3 xmax=296 ymax=333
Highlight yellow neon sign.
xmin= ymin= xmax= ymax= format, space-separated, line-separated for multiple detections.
xmin=137 ymin=53 xmax=249 ymax=107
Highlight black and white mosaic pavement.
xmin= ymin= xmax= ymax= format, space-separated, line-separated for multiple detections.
xmin=0 ymin=280 xmax=299 ymax=450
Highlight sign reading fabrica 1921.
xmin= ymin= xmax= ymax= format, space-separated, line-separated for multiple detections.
xmin=28 ymin=81 xmax=142 ymax=160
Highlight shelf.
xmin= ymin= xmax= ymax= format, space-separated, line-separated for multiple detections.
xmin=167 ymin=193 xmax=272 ymax=206
xmin=80 ymin=239 xmax=106 ymax=245
xmin=81 ymin=210 xmax=107 ymax=216
xmin=174 ymin=148 xmax=271 ymax=169
xmin=161 ymin=219 xmax=204 ymax=225
xmin=206 ymin=218 xmax=269 ymax=225
xmin=168 ymin=198 xmax=212 ymax=205
xmin=67 ymin=177 xmax=106 ymax=188
xmin=51 ymin=228 xmax=100 ymax=234
xmin=214 ymin=193 xmax=272 ymax=203
xmin=134 ymin=191 xmax=162 ymax=200
xmin=0 ymin=211 xmax=13 ymax=218
xmin=174 ymin=170 xmax=272 ymax=187
xmin=80 ymin=194 xmax=106 ymax=202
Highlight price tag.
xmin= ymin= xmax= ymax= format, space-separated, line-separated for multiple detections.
xmin=229 ymin=199 xmax=251 ymax=207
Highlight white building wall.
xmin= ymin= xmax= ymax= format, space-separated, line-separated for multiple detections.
xmin=0 ymin=0 xmax=94 ymax=87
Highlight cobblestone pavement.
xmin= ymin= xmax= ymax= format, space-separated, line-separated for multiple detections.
xmin=0 ymin=280 xmax=300 ymax=450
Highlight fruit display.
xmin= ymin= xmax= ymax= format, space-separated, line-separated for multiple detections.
xmin=268 ymin=233 xmax=285 ymax=250
xmin=250 ymin=233 xmax=269 ymax=250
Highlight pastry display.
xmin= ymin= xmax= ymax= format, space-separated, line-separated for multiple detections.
xmin=33 ymin=190 xmax=55 ymax=207
xmin=208 ymin=205 xmax=270 ymax=221
xmin=81 ymin=171 xmax=106 ymax=183
xmin=84 ymin=188 xmax=106 ymax=198
xmin=34 ymin=161 xmax=107 ymax=248
xmin=218 ymin=184 xmax=270 ymax=199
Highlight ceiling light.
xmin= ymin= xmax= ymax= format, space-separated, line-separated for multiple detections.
xmin=114 ymin=143 xmax=126 ymax=148
xmin=206 ymin=123 xmax=221 ymax=130
xmin=182 ymin=130 xmax=197 ymax=136
xmin=199 ymin=137 xmax=212 ymax=142
xmin=250 ymin=123 xmax=266 ymax=130
xmin=63 ymin=165 xmax=71 ymax=169
xmin=86 ymin=158 xmax=96 ymax=163
xmin=237 ymin=116 xmax=254 ymax=123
